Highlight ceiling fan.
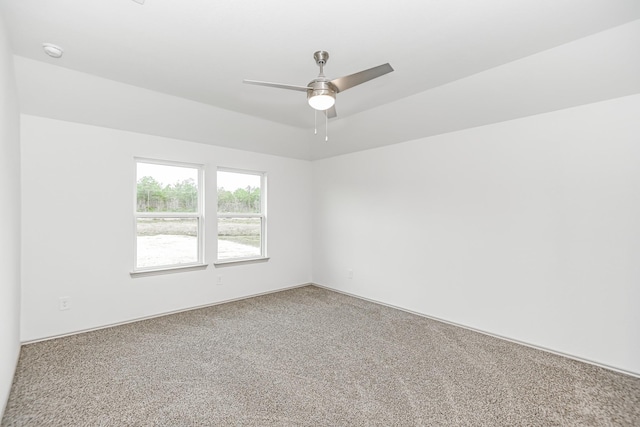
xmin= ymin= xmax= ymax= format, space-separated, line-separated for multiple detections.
xmin=243 ymin=51 xmax=394 ymax=120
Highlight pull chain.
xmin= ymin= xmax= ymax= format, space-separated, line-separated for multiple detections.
xmin=312 ymin=109 xmax=329 ymax=141
xmin=325 ymin=110 xmax=328 ymax=141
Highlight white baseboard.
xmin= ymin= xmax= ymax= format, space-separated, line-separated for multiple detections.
xmin=21 ymin=283 xmax=311 ymax=345
xmin=311 ymin=283 xmax=640 ymax=379
xmin=22 ymin=281 xmax=638 ymax=379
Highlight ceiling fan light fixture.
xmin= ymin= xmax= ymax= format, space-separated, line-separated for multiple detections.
xmin=307 ymin=81 xmax=336 ymax=111
xmin=308 ymin=93 xmax=335 ymax=111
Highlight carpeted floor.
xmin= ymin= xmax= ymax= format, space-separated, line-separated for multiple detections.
xmin=2 ymin=285 xmax=639 ymax=426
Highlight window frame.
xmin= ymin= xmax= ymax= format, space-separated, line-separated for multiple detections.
xmin=132 ymin=157 xmax=206 ymax=275
xmin=216 ymin=167 xmax=268 ymax=264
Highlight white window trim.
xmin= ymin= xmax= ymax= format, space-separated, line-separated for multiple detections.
xmin=216 ymin=167 xmax=268 ymax=265
xmin=132 ymin=157 xmax=207 ymax=275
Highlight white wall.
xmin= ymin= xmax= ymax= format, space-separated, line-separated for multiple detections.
xmin=20 ymin=115 xmax=312 ymax=341
xmin=0 ymin=13 xmax=21 ymax=417
xmin=312 ymin=94 xmax=640 ymax=375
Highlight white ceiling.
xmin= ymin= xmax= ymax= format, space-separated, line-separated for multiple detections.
xmin=1 ymin=0 xmax=640 ymax=159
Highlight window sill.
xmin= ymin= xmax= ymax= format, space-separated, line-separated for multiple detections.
xmin=130 ymin=263 xmax=208 ymax=278
xmin=213 ymin=257 xmax=270 ymax=267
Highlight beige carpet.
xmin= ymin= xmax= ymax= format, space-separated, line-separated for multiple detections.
xmin=2 ymin=285 xmax=639 ymax=426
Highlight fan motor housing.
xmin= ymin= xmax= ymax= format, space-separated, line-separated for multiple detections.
xmin=307 ymin=80 xmax=336 ymax=110
xmin=307 ymin=80 xmax=337 ymax=99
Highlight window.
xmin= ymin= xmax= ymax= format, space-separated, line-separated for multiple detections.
xmin=134 ymin=159 xmax=204 ymax=271
xmin=217 ymin=168 xmax=266 ymax=262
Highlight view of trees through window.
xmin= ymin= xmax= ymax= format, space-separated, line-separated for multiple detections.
xmin=137 ymin=176 xmax=198 ymax=213
xmin=135 ymin=161 xmax=202 ymax=270
xmin=217 ymin=170 xmax=265 ymax=261
xmin=134 ymin=163 xmax=265 ymax=268
xmin=217 ymin=185 xmax=260 ymax=214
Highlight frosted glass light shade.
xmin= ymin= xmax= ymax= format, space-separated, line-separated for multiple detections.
xmin=308 ymin=94 xmax=335 ymax=111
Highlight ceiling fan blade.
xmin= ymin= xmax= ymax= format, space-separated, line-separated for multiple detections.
xmin=326 ymin=105 xmax=337 ymax=119
xmin=243 ymin=79 xmax=311 ymax=92
xmin=330 ymin=63 xmax=394 ymax=93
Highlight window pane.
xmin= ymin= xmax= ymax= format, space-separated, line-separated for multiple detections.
xmin=137 ymin=218 xmax=198 ymax=268
xmin=217 ymin=217 xmax=261 ymax=260
xmin=137 ymin=163 xmax=198 ymax=213
xmin=217 ymin=171 xmax=261 ymax=214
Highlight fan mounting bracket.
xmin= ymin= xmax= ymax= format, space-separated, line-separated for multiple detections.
xmin=313 ymin=51 xmax=329 ymax=66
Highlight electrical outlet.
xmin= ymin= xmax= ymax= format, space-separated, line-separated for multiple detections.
xmin=217 ymin=275 xmax=223 ymax=286
xmin=59 ymin=296 xmax=71 ymax=311
xmin=347 ymin=269 xmax=353 ymax=279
